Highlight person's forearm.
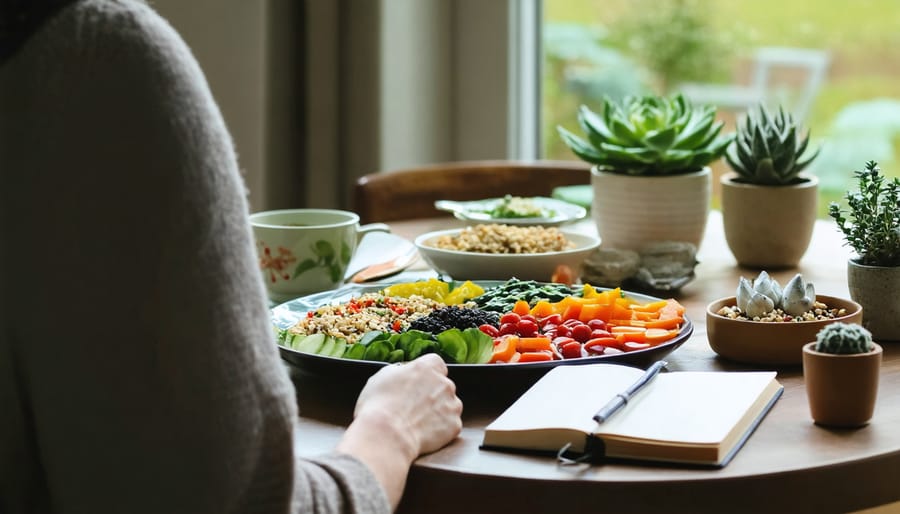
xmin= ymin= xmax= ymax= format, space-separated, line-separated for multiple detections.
xmin=336 ymin=409 xmax=418 ymax=510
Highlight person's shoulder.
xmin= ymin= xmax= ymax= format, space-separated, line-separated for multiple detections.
xmin=66 ymin=0 xmax=191 ymax=60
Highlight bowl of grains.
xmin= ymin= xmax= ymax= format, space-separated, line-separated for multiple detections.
xmin=706 ymin=295 xmax=863 ymax=366
xmin=414 ymin=224 xmax=600 ymax=281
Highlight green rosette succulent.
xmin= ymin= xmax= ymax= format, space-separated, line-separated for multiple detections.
xmin=557 ymin=93 xmax=732 ymax=176
xmin=725 ymin=104 xmax=820 ymax=186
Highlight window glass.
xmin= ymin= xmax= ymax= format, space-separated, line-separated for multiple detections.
xmin=543 ymin=0 xmax=900 ymax=215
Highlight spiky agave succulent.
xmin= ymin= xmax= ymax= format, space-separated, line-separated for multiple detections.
xmin=557 ymin=94 xmax=732 ymax=176
xmin=725 ymin=104 xmax=820 ymax=186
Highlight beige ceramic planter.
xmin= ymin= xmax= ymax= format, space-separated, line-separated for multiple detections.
xmin=720 ymin=172 xmax=818 ymax=269
xmin=848 ymin=260 xmax=900 ymax=341
xmin=591 ymin=167 xmax=710 ymax=251
xmin=802 ymin=341 xmax=882 ymax=427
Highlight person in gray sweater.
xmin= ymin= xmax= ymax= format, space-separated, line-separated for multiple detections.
xmin=0 ymin=1 xmax=463 ymax=512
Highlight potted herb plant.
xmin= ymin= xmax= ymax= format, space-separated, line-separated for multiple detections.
xmin=802 ymin=322 xmax=882 ymax=427
xmin=558 ymin=93 xmax=732 ymax=251
xmin=722 ymin=104 xmax=820 ymax=269
xmin=828 ymin=160 xmax=900 ymax=341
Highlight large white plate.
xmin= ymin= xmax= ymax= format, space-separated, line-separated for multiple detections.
xmin=434 ymin=196 xmax=587 ymax=226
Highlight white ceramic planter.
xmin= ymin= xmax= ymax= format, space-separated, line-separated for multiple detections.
xmin=848 ymin=260 xmax=900 ymax=341
xmin=720 ymin=173 xmax=819 ymax=269
xmin=590 ymin=167 xmax=710 ymax=251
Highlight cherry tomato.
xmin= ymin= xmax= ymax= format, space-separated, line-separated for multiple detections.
xmin=587 ymin=319 xmax=608 ymax=331
xmin=583 ymin=341 xmax=606 ymax=355
xmin=520 ymin=314 xmax=538 ymax=324
xmin=591 ymin=329 xmax=612 ymax=339
xmin=562 ymin=318 xmax=582 ymax=328
xmin=479 ymin=324 xmax=500 ymax=337
xmin=499 ymin=322 xmax=518 ymax=336
xmin=516 ymin=319 xmax=539 ymax=337
xmin=540 ymin=314 xmax=562 ymax=327
xmin=558 ymin=340 xmax=583 ymax=359
xmin=570 ymin=323 xmax=593 ymax=343
xmin=500 ymin=312 xmax=521 ymax=325
xmin=555 ymin=324 xmax=571 ymax=337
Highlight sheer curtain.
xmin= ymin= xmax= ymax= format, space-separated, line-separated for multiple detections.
xmin=157 ymin=0 xmax=528 ymax=212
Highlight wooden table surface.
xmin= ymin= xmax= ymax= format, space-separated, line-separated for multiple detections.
xmin=289 ymin=212 xmax=900 ymax=514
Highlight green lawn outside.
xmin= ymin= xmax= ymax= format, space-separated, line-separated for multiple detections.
xmin=543 ymin=0 xmax=900 ymax=216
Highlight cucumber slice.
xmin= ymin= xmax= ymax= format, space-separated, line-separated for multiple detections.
xmin=295 ymin=333 xmax=325 ymax=354
xmin=318 ymin=336 xmax=337 ymax=356
xmin=331 ymin=338 xmax=348 ymax=358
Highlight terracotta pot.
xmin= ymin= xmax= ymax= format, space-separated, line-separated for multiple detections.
xmin=591 ymin=167 xmax=710 ymax=251
xmin=802 ymin=341 xmax=882 ymax=427
xmin=847 ymin=260 xmax=900 ymax=341
xmin=720 ymin=172 xmax=818 ymax=269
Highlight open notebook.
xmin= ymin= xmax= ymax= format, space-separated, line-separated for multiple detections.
xmin=481 ymin=363 xmax=783 ymax=467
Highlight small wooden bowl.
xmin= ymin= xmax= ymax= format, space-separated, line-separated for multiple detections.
xmin=705 ymin=295 xmax=863 ymax=366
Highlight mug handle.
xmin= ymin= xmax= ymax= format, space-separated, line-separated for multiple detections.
xmin=356 ymin=222 xmax=391 ymax=242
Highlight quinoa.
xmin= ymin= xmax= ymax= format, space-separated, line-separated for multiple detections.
xmin=288 ymin=293 xmax=443 ymax=343
xmin=716 ymin=300 xmax=848 ymax=322
xmin=429 ymin=223 xmax=573 ymax=254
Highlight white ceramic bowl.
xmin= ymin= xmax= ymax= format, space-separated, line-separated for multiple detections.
xmin=414 ymin=228 xmax=600 ymax=281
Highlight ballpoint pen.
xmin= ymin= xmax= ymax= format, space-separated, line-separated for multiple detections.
xmin=592 ymin=360 xmax=668 ymax=424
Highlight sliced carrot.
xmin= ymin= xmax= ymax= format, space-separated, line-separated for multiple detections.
xmin=608 ymin=319 xmax=645 ymax=328
xmin=643 ymin=317 xmax=683 ymax=330
xmin=489 ymin=335 xmax=518 ymax=363
xmin=516 ymin=336 xmax=552 ymax=352
xmin=644 ymin=328 xmax=680 ymax=345
xmin=517 ymin=350 xmax=554 ymax=362
xmin=610 ymin=325 xmax=647 ymax=333
xmin=611 ymin=325 xmax=647 ymax=343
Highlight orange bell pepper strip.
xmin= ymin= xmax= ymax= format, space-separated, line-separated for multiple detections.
xmin=512 ymin=300 xmax=531 ymax=316
xmin=658 ymin=298 xmax=686 ymax=320
xmin=628 ymin=300 xmax=669 ymax=312
xmin=489 ymin=335 xmax=518 ymax=363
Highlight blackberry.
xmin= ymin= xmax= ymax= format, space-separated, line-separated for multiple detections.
xmin=409 ymin=306 xmax=499 ymax=334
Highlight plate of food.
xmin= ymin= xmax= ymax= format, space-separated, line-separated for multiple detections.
xmin=273 ymin=278 xmax=692 ymax=400
xmin=434 ymin=196 xmax=587 ymax=226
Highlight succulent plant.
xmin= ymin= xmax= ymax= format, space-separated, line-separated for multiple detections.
xmin=735 ymin=271 xmax=815 ymax=318
xmin=557 ymin=93 xmax=733 ymax=176
xmin=814 ymin=322 xmax=874 ymax=354
xmin=725 ymin=104 xmax=820 ymax=186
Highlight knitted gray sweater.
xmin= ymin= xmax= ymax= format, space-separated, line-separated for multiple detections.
xmin=0 ymin=1 xmax=389 ymax=512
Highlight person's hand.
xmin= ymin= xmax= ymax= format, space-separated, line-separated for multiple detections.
xmin=336 ymin=353 xmax=462 ymax=508
xmin=354 ymin=353 xmax=463 ymax=456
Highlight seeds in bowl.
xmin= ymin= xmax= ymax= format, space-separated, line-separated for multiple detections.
xmin=428 ymin=223 xmax=573 ymax=254
xmin=716 ymin=301 xmax=848 ymax=322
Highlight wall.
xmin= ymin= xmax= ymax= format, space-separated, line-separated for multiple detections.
xmin=150 ymin=0 xmax=269 ymax=211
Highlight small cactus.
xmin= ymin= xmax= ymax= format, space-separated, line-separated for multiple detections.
xmin=814 ymin=322 xmax=874 ymax=354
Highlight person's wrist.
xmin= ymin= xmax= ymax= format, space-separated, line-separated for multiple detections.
xmin=352 ymin=407 xmax=419 ymax=463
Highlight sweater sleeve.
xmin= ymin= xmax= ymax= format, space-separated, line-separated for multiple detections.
xmin=0 ymin=1 xmax=390 ymax=513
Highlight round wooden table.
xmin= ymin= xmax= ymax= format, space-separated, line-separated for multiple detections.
xmin=289 ymin=212 xmax=900 ymax=514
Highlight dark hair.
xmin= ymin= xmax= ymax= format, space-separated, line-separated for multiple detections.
xmin=0 ymin=0 xmax=76 ymax=64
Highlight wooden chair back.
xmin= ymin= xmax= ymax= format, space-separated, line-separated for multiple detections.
xmin=353 ymin=160 xmax=590 ymax=223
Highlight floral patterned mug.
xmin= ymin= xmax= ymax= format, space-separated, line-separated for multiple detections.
xmin=250 ymin=209 xmax=389 ymax=302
